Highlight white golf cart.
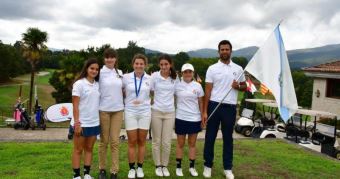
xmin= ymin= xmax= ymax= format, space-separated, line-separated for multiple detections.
xmin=235 ymin=99 xmax=274 ymax=137
xmin=287 ymin=109 xmax=340 ymax=159
xmin=253 ymin=102 xmax=287 ymax=139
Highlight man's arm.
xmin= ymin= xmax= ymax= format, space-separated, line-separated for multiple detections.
xmin=202 ymin=82 xmax=213 ymax=127
xmin=232 ymin=80 xmax=247 ymax=91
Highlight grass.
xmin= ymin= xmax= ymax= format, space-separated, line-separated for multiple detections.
xmin=0 ymin=69 xmax=56 ymax=126
xmin=0 ymin=139 xmax=339 ymax=179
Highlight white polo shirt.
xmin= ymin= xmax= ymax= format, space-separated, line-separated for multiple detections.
xmin=123 ymin=72 xmax=151 ymax=114
xmin=205 ymin=60 xmax=245 ymax=105
xmin=71 ymin=78 xmax=100 ymax=127
xmin=151 ymin=71 xmax=177 ymax=112
xmin=175 ymin=80 xmax=204 ymax=122
xmin=99 ymin=65 xmax=124 ymax=112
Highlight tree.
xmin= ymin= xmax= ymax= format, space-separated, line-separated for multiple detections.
xmin=22 ymin=27 xmax=48 ymax=114
xmin=174 ymin=52 xmax=190 ymax=72
xmin=232 ymin=56 xmax=248 ymax=69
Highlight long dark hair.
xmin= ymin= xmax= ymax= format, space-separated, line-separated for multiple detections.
xmin=75 ymin=58 xmax=100 ymax=82
xmin=158 ymin=54 xmax=177 ymax=80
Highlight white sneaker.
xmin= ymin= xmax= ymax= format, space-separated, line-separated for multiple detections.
xmin=83 ymin=174 xmax=93 ymax=179
xmin=136 ymin=167 xmax=144 ymax=178
xmin=176 ymin=168 xmax=183 ymax=177
xmin=128 ymin=169 xmax=136 ymax=179
xmin=155 ymin=167 xmax=163 ymax=177
xmin=73 ymin=176 xmax=81 ymax=179
xmin=224 ymin=170 xmax=234 ymax=179
xmin=189 ymin=167 xmax=198 ymax=177
xmin=162 ymin=167 xmax=170 ymax=177
xmin=203 ymin=166 xmax=211 ymax=178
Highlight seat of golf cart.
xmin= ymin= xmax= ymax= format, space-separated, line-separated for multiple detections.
xmin=241 ymin=108 xmax=254 ymax=119
xmin=260 ymin=102 xmax=279 ymax=127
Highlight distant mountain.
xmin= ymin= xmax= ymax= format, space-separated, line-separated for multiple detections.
xmin=185 ymin=44 xmax=340 ymax=69
xmin=187 ymin=48 xmax=218 ymax=58
xmin=145 ymin=48 xmax=163 ymax=55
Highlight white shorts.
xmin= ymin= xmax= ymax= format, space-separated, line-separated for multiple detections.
xmin=124 ymin=111 xmax=151 ymax=130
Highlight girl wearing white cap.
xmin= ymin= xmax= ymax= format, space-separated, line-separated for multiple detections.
xmin=150 ymin=54 xmax=177 ymax=177
xmin=122 ymin=54 xmax=152 ymax=179
xmin=175 ymin=63 xmax=204 ymax=177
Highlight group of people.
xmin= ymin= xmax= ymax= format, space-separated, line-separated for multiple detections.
xmin=71 ymin=40 xmax=246 ymax=179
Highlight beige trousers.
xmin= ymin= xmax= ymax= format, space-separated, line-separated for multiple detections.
xmin=98 ymin=110 xmax=123 ymax=173
xmin=151 ymin=109 xmax=175 ymax=166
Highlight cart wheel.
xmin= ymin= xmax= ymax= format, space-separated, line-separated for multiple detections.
xmin=68 ymin=133 xmax=73 ymax=140
xmin=265 ymin=134 xmax=276 ymax=138
xmin=242 ymin=127 xmax=252 ymax=137
xmin=336 ymin=151 xmax=340 ymax=160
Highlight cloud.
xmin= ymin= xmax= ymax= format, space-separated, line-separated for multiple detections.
xmin=0 ymin=0 xmax=340 ymax=53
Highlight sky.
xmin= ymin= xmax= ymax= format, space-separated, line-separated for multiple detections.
xmin=0 ymin=0 xmax=339 ymax=53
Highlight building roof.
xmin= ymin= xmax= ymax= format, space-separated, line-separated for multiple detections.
xmin=303 ymin=60 xmax=340 ymax=73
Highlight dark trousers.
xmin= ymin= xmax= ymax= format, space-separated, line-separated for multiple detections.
xmin=203 ymin=101 xmax=236 ymax=170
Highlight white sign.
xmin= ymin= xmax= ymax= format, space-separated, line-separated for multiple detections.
xmin=45 ymin=103 xmax=73 ymax=122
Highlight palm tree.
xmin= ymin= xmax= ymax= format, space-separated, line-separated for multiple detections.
xmin=22 ymin=27 xmax=48 ymax=114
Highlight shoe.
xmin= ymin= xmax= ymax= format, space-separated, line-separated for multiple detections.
xmin=224 ymin=170 xmax=234 ymax=179
xmin=73 ymin=176 xmax=81 ymax=179
xmin=84 ymin=174 xmax=93 ymax=179
xmin=110 ymin=173 xmax=118 ymax=179
xmin=189 ymin=168 xmax=198 ymax=177
xmin=99 ymin=170 xmax=106 ymax=179
xmin=155 ymin=167 xmax=163 ymax=177
xmin=136 ymin=167 xmax=144 ymax=178
xmin=203 ymin=166 xmax=211 ymax=178
xmin=162 ymin=167 xmax=170 ymax=177
xmin=176 ymin=168 xmax=183 ymax=177
xmin=128 ymin=169 xmax=136 ymax=179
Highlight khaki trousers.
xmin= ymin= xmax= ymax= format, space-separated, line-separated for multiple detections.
xmin=98 ymin=111 xmax=123 ymax=173
xmin=151 ymin=109 xmax=175 ymax=166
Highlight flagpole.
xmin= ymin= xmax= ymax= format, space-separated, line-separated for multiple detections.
xmin=207 ymin=71 xmax=245 ymax=121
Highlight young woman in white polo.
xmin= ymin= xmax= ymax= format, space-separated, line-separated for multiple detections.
xmin=98 ymin=48 xmax=124 ymax=179
xmin=122 ymin=54 xmax=152 ymax=179
xmin=71 ymin=58 xmax=100 ymax=179
xmin=175 ymin=63 xmax=204 ymax=177
xmin=150 ymin=54 xmax=177 ymax=177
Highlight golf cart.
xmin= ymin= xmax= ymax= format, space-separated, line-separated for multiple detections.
xmin=249 ymin=102 xmax=287 ymax=138
xmin=287 ymin=109 xmax=340 ymax=159
xmin=235 ymin=98 xmax=274 ymax=137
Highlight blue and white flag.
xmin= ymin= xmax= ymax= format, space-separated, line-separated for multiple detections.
xmin=244 ymin=24 xmax=298 ymax=122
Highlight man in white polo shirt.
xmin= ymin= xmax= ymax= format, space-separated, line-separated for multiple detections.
xmin=202 ymin=40 xmax=246 ymax=179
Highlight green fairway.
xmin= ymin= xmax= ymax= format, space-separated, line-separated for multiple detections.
xmin=0 ymin=139 xmax=339 ymax=179
xmin=0 ymin=70 xmax=56 ymax=120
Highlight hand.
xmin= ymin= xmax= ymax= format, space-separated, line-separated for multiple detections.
xmin=74 ymin=121 xmax=82 ymax=136
xmin=201 ymin=112 xmax=208 ymax=128
xmin=231 ymin=80 xmax=239 ymax=89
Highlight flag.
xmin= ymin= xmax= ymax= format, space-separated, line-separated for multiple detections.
xmin=259 ymin=83 xmax=268 ymax=95
xmin=244 ymin=24 xmax=298 ymax=122
xmin=246 ymin=78 xmax=257 ymax=94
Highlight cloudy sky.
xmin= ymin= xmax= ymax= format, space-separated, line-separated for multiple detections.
xmin=0 ymin=0 xmax=339 ymax=53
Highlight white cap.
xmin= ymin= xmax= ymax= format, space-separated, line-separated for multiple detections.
xmin=181 ymin=63 xmax=194 ymax=72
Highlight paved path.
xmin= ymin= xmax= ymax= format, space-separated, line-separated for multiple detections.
xmin=0 ymin=128 xmax=246 ymax=141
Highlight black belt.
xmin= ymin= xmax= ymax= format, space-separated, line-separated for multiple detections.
xmin=209 ymin=101 xmax=236 ymax=107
